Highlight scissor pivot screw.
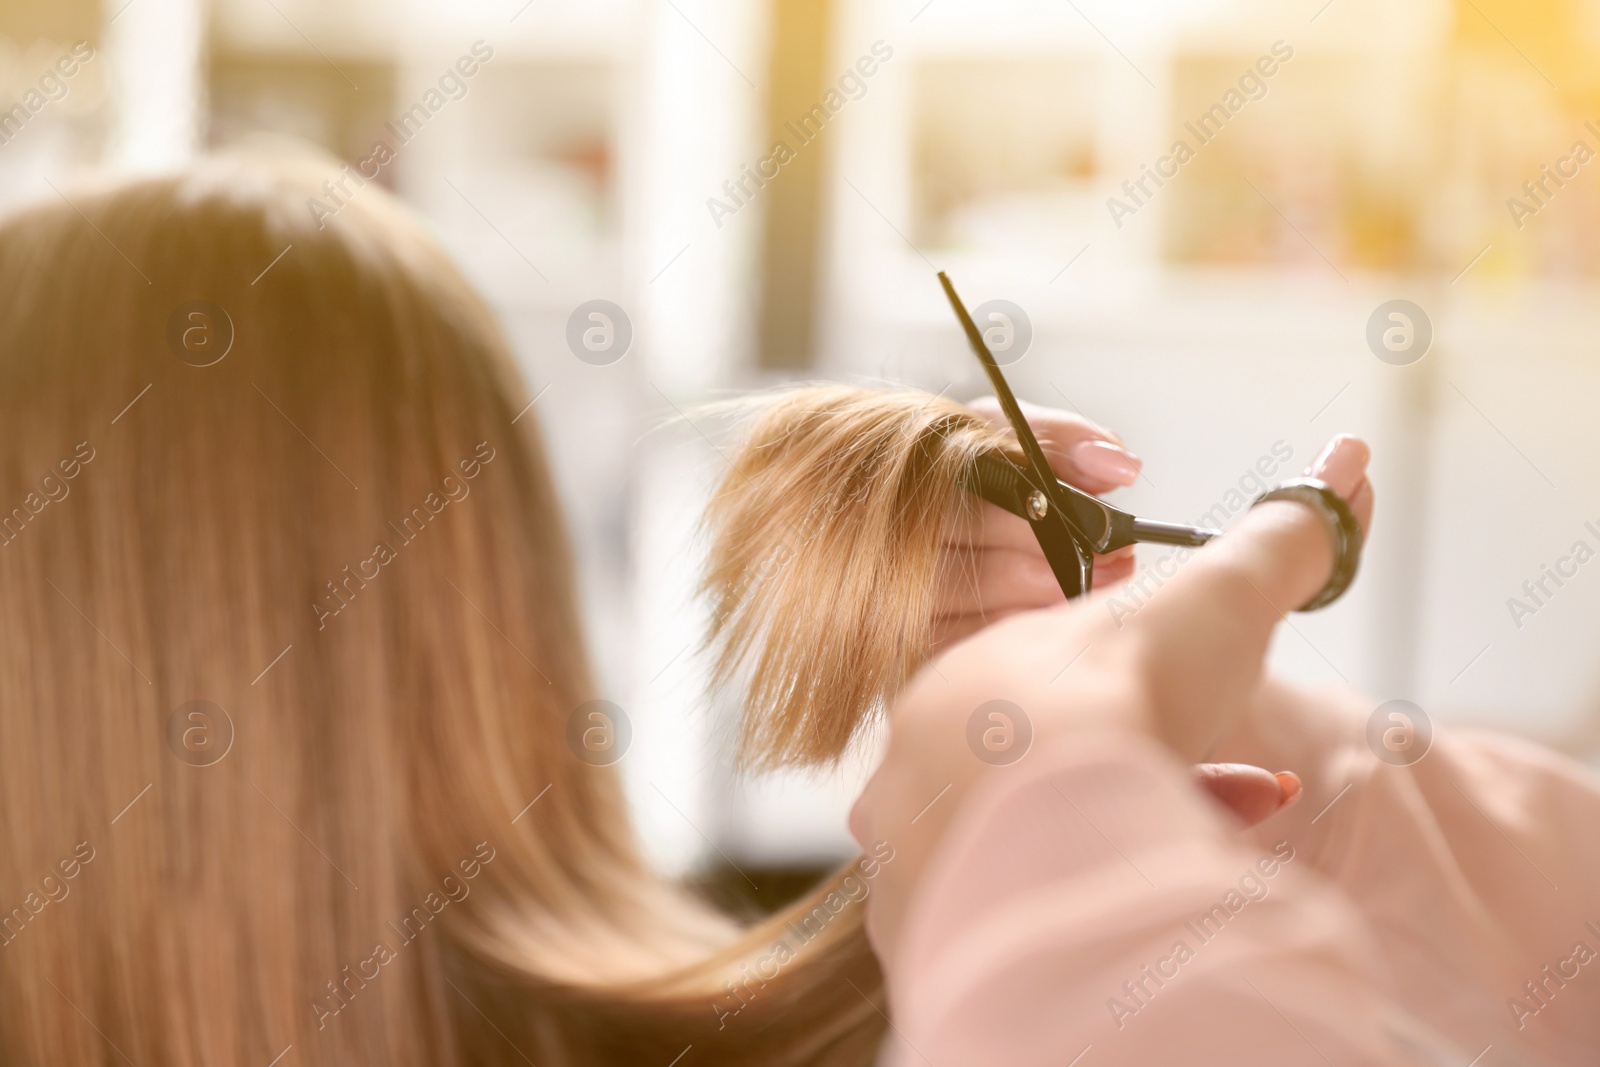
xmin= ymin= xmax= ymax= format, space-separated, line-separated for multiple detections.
xmin=1026 ymin=490 xmax=1048 ymax=520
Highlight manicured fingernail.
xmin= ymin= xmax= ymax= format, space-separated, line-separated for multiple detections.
xmin=1306 ymin=435 xmax=1369 ymax=497
xmin=1068 ymin=439 xmax=1141 ymax=486
xmin=1275 ymin=771 xmax=1303 ymax=808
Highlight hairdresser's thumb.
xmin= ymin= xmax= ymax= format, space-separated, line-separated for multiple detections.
xmin=1228 ymin=431 xmax=1369 ymax=607
xmin=1172 ymin=434 xmax=1368 ymax=620
xmin=1122 ymin=435 xmax=1370 ymax=760
xmin=1218 ymin=434 xmax=1369 ymax=613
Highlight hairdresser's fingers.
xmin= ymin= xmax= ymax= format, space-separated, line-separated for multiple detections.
xmin=1125 ymin=435 xmax=1370 ymax=760
xmin=939 ymin=543 xmax=1061 ymax=611
xmin=966 ymin=397 xmax=1141 ymax=494
xmin=931 ymin=538 xmax=1135 ymax=654
xmin=1193 ymin=764 xmax=1301 ymax=828
xmin=946 ymin=500 xmax=1142 ymax=572
xmin=1092 ymin=546 xmax=1137 ymax=588
xmin=942 ymin=498 xmax=1047 ymax=553
xmin=934 ymin=542 xmax=1135 ymax=621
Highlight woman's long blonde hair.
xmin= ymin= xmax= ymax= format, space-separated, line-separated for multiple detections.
xmin=0 ymin=155 xmax=1006 ymax=1065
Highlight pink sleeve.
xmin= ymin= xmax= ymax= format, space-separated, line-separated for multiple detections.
xmin=877 ymin=723 xmax=1600 ymax=1067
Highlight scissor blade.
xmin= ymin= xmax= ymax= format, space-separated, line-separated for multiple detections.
xmin=939 ymin=273 xmax=1106 ymax=552
xmin=941 ymin=271 xmax=1222 ymax=581
xmin=937 ymin=272 xmax=1060 ymax=497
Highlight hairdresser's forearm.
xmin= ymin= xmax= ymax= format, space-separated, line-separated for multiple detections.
xmin=878 ymin=733 xmax=1449 ymax=1067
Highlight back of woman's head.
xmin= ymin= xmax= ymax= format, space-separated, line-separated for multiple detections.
xmin=0 ymin=155 xmax=886 ymax=1066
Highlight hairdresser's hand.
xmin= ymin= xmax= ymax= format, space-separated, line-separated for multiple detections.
xmin=854 ymin=435 xmax=1372 ymax=965
xmin=936 ymin=400 xmax=1303 ymax=824
xmin=934 ymin=398 xmax=1142 ymax=651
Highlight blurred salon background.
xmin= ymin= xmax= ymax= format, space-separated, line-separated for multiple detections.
xmin=4 ymin=0 xmax=1599 ymax=902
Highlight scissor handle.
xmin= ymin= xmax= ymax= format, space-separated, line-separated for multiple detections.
xmin=966 ymin=451 xmax=1219 ymax=549
xmin=1128 ymin=517 xmax=1219 ymax=549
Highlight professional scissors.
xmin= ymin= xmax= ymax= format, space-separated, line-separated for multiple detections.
xmin=938 ymin=272 xmax=1221 ymax=600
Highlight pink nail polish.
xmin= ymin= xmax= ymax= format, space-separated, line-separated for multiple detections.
xmin=1309 ymin=435 xmax=1370 ymax=497
xmin=1068 ymin=440 xmax=1141 ymax=485
xmin=1275 ymin=771 xmax=1302 ymax=807
xmin=1306 ymin=439 xmax=1339 ymax=475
